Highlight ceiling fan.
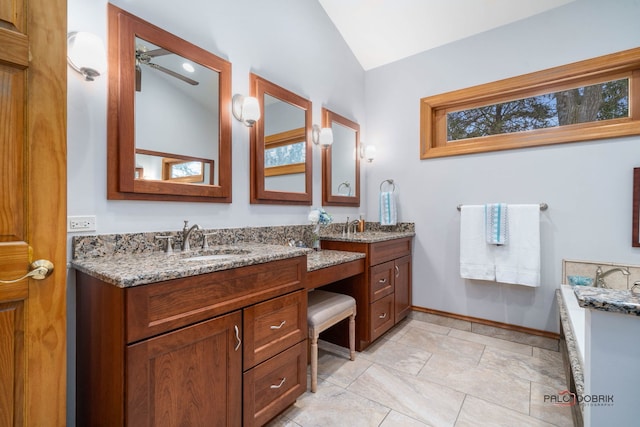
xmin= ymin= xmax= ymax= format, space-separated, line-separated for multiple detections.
xmin=135 ymin=46 xmax=199 ymax=92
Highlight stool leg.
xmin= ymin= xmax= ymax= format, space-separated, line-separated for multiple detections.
xmin=310 ymin=330 xmax=319 ymax=393
xmin=348 ymin=313 xmax=355 ymax=361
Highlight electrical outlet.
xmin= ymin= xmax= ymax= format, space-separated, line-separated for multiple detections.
xmin=68 ymin=215 xmax=96 ymax=232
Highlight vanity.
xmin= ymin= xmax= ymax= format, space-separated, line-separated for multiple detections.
xmin=74 ymin=244 xmax=310 ymax=427
xmin=319 ymin=230 xmax=414 ymax=351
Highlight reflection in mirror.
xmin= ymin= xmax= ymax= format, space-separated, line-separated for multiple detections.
xmin=135 ymin=149 xmax=214 ymax=184
xmin=322 ymin=108 xmax=360 ymax=207
xmin=134 ymin=37 xmax=219 ymax=185
xmin=107 ymin=4 xmax=231 ymax=202
xmin=250 ymin=74 xmax=312 ymax=205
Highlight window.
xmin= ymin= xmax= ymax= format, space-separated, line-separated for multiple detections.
xmin=420 ymin=48 xmax=640 ymax=159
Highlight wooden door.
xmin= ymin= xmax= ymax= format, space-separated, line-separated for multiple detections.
xmin=0 ymin=0 xmax=67 ymax=425
xmin=126 ymin=311 xmax=243 ymax=426
xmin=394 ymin=255 xmax=412 ymax=323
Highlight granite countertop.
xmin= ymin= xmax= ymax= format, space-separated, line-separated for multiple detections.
xmin=71 ymin=243 xmax=312 ymax=288
xmin=573 ymin=286 xmax=640 ymax=316
xmin=556 ymin=289 xmax=585 ymax=403
xmin=320 ymin=230 xmax=415 ymax=243
xmin=307 ymin=249 xmax=366 ymax=272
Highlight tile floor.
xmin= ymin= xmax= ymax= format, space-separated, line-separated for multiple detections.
xmin=267 ymin=311 xmax=573 ymax=427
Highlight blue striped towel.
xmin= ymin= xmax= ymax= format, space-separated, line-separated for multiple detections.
xmin=485 ymin=203 xmax=508 ymax=245
xmin=379 ymin=191 xmax=397 ymax=226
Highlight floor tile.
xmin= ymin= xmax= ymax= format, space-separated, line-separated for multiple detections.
xmin=277 ymin=380 xmax=390 ymax=427
xmin=471 ymin=323 xmax=559 ymax=351
xmin=380 ymin=410 xmax=430 ymax=426
xmin=357 ymin=337 xmax=432 ymax=375
xmin=456 ymin=395 xmax=558 ymax=427
xmin=529 ymin=381 xmax=575 ymax=426
xmin=448 ymin=328 xmax=533 ymax=356
xmin=409 ymin=311 xmax=472 ymax=331
xmin=316 ymin=346 xmax=373 ymax=389
xmin=348 ymin=364 xmax=465 ymax=427
xmin=419 ymin=353 xmax=532 ymax=414
xmin=396 ymin=326 xmax=485 ymax=365
xmin=480 ymin=346 xmax=566 ymax=389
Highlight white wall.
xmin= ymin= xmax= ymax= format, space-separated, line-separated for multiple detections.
xmin=364 ymin=0 xmax=640 ymax=333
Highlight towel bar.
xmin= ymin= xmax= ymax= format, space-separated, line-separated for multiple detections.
xmin=457 ymin=203 xmax=548 ymax=211
xmin=379 ymin=179 xmax=395 ymax=192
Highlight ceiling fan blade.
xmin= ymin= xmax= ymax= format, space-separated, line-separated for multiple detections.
xmin=145 ymin=48 xmax=172 ymax=58
xmin=135 ymin=64 xmax=142 ymax=92
xmin=147 ymin=62 xmax=199 ymax=86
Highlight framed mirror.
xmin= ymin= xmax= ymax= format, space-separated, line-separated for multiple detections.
xmin=249 ymin=73 xmax=312 ymax=205
xmin=107 ymin=4 xmax=232 ymax=202
xmin=633 ymin=167 xmax=639 ymax=247
xmin=321 ymin=108 xmax=360 ymax=207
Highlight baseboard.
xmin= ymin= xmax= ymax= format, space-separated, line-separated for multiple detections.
xmin=411 ymin=306 xmax=560 ymax=340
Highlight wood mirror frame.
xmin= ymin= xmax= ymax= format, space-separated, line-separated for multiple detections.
xmin=633 ymin=168 xmax=640 ymax=247
xmin=249 ymin=73 xmax=312 ymax=205
xmin=107 ymin=4 xmax=232 ymax=202
xmin=321 ymin=108 xmax=360 ymax=207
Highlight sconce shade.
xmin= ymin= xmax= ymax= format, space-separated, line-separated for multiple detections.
xmin=232 ymin=94 xmax=261 ymax=127
xmin=364 ymin=145 xmax=376 ymax=162
xmin=67 ymin=32 xmax=107 ymax=81
xmin=312 ymin=124 xmax=333 ymax=147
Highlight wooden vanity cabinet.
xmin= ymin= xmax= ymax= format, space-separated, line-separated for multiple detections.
xmin=76 ymin=256 xmax=307 ymax=427
xmin=321 ymin=237 xmax=412 ymax=351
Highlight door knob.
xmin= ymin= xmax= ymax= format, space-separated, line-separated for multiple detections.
xmin=0 ymin=259 xmax=54 ymax=284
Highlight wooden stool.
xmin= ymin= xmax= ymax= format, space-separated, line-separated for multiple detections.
xmin=307 ymin=290 xmax=356 ymax=393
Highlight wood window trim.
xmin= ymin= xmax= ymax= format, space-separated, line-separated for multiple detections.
xmin=420 ymin=47 xmax=640 ymax=159
xmin=265 ymin=127 xmax=305 ymax=149
xmin=265 ymin=163 xmax=305 ymax=177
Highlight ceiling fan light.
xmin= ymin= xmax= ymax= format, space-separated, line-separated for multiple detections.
xmin=67 ymin=32 xmax=107 ymax=81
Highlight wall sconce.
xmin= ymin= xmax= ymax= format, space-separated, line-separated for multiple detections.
xmin=67 ymin=32 xmax=107 ymax=81
xmin=360 ymin=143 xmax=376 ymax=163
xmin=232 ymin=94 xmax=260 ymax=127
xmin=312 ymin=125 xmax=333 ymax=147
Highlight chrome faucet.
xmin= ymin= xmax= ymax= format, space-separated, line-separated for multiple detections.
xmin=181 ymin=220 xmax=200 ymax=251
xmin=348 ymin=220 xmax=360 ymax=234
xmin=594 ymin=266 xmax=630 ymax=288
xmin=342 ymin=217 xmax=350 ymax=236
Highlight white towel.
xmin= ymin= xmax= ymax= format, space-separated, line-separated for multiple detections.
xmin=460 ymin=205 xmax=495 ymax=280
xmin=379 ymin=191 xmax=397 ymax=226
xmin=494 ymin=205 xmax=540 ymax=287
xmin=485 ymin=203 xmax=508 ymax=245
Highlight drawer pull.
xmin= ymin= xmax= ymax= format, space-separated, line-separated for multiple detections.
xmin=270 ymin=377 xmax=286 ymax=389
xmin=395 ymin=266 xmax=400 ymax=277
xmin=234 ymin=325 xmax=241 ymax=351
xmin=270 ymin=320 xmax=286 ymax=330
xmin=378 ymin=278 xmax=387 ymax=284
xmin=379 ymin=312 xmax=387 ymax=319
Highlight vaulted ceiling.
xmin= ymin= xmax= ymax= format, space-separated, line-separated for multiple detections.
xmin=318 ymin=0 xmax=575 ymax=70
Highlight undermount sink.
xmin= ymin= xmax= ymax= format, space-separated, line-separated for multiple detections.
xmin=180 ymin=248 xmax=251 ymax=262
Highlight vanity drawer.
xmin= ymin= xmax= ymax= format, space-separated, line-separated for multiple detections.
xmin=369 ymin=261 xmax=394 ymax=301
xmin=243 ymin=290 xmax=307 ymax=369
xmin=369 ymin=238 xmax=412 ymax=266
xmin=125 ymin=256 xmax=306 ymax=343
xmin=370 ymin=293 xmax=395 ymax=342
xmin=243 ymin=340 xmax=307 ymax=427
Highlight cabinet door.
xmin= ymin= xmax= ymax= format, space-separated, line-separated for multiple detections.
xmin=394 ymin=255 xmax=412 ymax=323
xmin=126 ymin=311 xmax=242 ymax=427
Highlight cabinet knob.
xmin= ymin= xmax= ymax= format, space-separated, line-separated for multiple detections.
xmin=395 ymin=266 xmax=400 ymax=278
xmin=378 ymin=278 xmax=387 ymax=284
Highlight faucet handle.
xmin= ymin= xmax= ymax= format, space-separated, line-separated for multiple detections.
xmin=202 ymin=233 xmax=215 ymax=249
xmin=183 ymin=220 xmax=189 ymax=230
xmin=155 ymin=235 xmax=174 ymax=254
